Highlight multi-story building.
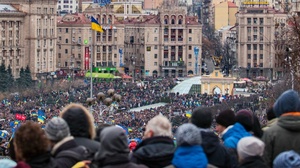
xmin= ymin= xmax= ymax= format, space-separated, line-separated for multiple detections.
xmin=236 ymin=7 xmax=287 ymax=80
xmin=57 ymin=0 xmax=79 ymax=14
xmin=144 ymin=0 xmax=163 ymax=10
xmin=213 ymin=1 xmax=237 ymax=30
xmin=0 ymin=4 xmax=25 ymax=78
xmin=57 ymin=13 xmax=90 ymax=73
xmin=84 ymin=6 xmax=125 ymax=71
xmin=124 ymin=6 xmax=202 ymax=78
xmin=0 ymin=0 xmax=57 ymax=80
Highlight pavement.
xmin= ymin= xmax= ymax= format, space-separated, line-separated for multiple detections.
xmin=129 ymin=103 xmax=168 ymax=112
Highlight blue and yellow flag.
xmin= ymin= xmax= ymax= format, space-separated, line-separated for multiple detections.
xmin=91 ymin=16 xmax=104 ymax=33
xmin=186 ymin=111 xmax=192 ymax=118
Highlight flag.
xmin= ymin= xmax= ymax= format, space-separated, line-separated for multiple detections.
xmin=38 ymin=116 xmax=45 ymax=123
xmin=0 ymin=130 xmax=8 ymax=139
xmin=15 ymin=114 xmax=26 ymax=121
xmin=128 ymin=127 xmax=133 ymax=132
xmin=186 ymin=111 xmax=192 ymax=118
xmin=91 ymin=16 xmax=104 ymax=33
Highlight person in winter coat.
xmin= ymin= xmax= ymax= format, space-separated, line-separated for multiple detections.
xmin=131 ymin=115 xmax=176 ymax=168
xmin=172 ymin=123 xmax=208 ymax=168
xmin=237 ymin=137 xmax=267 ymax=168
xmin=14 ymin=121 xmax=57 ymax=168
xmin=262 ymin=107 xmax=277 ymax=131
xmin=94 ymin=126 xmax=148 ymax=168
xmin=60 ymin=103 xmax=100 ymax=154
xmin=191 ymin=107 xmax=231 ymax=168
xmin=273 ymin=150 xmax=300 ymax=168
xmin=44 ymin=117 xmax=88 ymax=168
xmin=262 ymin=90 xmax=300 ymax=167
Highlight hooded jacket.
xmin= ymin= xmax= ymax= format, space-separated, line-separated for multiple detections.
xmin=60 ymin=103 xmax=100 ymax=154
xmin=262 ymin=114 xmax=300 ymax=167
xmin=262 ymin=90 xmax=300 ymax=167
xmin=222 ymin=123 xmax=252 ymax=149
xmin=26 ymin=152 xmax=57 ymax=168
xmin=131 ymin=136 xmax=176 ymax=168
xmin=201 ymin=130 xmax=231 ymax=168
xmin=94 ymin=126 xmax=147 ymax=168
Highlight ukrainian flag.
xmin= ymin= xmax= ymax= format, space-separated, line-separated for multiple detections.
xmin=91 ymin=16 xmax=104 ymax=33
xmin=38 ymin=116 xmax=45 ymax=123
xmin=186 ymin=111 xmax=192 ymax=118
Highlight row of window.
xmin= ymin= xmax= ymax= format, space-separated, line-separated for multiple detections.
xmin=36 ymin=8 xmax=55 ymax=14
xmin=247 ymin=62 xmax=263 ymax=68
xmin=247 ymin=18 xmax=264 ymax=25
xmin=247 ymin=44 xmax=264 ymax=50
xmin=1 ymin=21 xmax=21 ymax=29
xmin=247 ymin=54 xmax=264 ymax=59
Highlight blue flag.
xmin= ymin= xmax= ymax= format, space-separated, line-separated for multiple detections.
xmin=0 ymin=130 xmax=8 ymax=139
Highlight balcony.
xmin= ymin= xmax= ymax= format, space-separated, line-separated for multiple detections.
xmin=160 ymin=61 xmax=185 ymax=70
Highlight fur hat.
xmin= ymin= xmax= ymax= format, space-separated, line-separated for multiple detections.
xmin=273 ymin=90 xmax=300 ymax=117
xmin=237 ymin=136 xmax=265 ymax=160
xmin=191 ymin=107 xmax=212 ymax=128
xmin=273 ymin=150 xmax=300 ymax=168
xmin=45 ymin=117 xmax=70 ymax=142
xmin=176 ymin=123 xmax=201 ymax=146
xmin=215 ymin=109 xmax=236 ymax=127
xmin=236 ymin=109 xmax=253 ymax=132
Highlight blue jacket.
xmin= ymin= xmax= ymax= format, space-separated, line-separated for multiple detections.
xmin=222 ymin=123 xmax=252 ymax=149
xmin=172 ymin=145 xmax=208 ymax=168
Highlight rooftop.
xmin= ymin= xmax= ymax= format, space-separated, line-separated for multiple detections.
xmin=171 ymin=76 xmax=201 ymax=95
xmin=0 ymin=4 xmax=20 ymax=13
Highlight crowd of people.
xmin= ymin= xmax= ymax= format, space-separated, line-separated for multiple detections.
xmin=0 ymin=89 xmax=300 ymax=168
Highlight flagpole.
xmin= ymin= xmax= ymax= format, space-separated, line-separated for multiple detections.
xmin=90 ymin=29 xmax=95 ymax=113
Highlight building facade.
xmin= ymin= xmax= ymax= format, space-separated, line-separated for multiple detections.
xmin=57 ymin=0 xmax=79 ymax=14
xmin=213 ymin=1 xmax=237 ymax=30
xmin=236 ymin=7 xmax=287 ymax=80
xmin=0 ymin=0 xmax=57 ymax=80
xmin=57 ymin=13 xmax=90 ymax=74
xmin=124 ymin=6 xmax=202 ymax=78
xmin=84 ymin=6 xmax=125 ymax=72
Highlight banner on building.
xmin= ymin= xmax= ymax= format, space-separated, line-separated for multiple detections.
xmin=85 ymin=47 xmax=90 ymax=70
xmin=119 ymin=48 xmax=123 ymax=67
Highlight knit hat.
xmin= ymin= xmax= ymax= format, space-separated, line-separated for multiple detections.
xmin=237 ymin=136 xmax=265 ymax=160
xmin=44 ymin=117 xmax=70 ymax=142
xmin=273 ymin=90 xmax=300 ymax=117
xmin=0 ymin=159 xmax=17 ymax=168
xmin=191 ymin=107 xmax=212 ymax=128
xmin=215 ymin=109 xmax=236 ymax=127
xmin=236 ymin=109 xmax=253 ymax=132
xmin=176 ymin=123 xmax=201 ymax=146
xmin=273 ymin=150 xmax=300 ymax=168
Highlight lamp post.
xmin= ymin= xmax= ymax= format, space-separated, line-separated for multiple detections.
xmin=86 ymin=89 xmax=122 ymax=121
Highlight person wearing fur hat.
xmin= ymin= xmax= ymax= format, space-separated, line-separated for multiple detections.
xmin=273 ymin=150 xmax=300 ymax=168
xmin=262 ymin=89 xmax=300 ymax=167
xmin=191 ymin=107 xmax=231 ymax=168
xmin=44 ymin=117 xmax=88 ymax=168
xmin=60 ymin=103 xmax=100 ymax=154
xmin=237 ymin=137 xmax=267 ymax=168
xmin=171 ymin=123 xmax=208 ymax=168
xmin=93 ymin=126 xmax=147 ymax=168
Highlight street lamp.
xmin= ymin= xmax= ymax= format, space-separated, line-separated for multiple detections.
xmin=86 ymin=89 xmax=122 ymax=120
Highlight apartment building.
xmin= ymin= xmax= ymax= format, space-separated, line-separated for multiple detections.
xmin=213 ymin=1 xmax=237 ymax=30
xmin=57 ymin=13 xmax=90 ymax=73
xmin=57 ymin=0 xmax=79 ymax=14
xmin=0 ymin=0 xmax=57 ymax=80
xmin=124 ymin=6 xmax=202 ymax=78
xmin=84 ymin=6 xmax=125 ymax=70
xmin=236 ymin=7 xmax=287 ymax=80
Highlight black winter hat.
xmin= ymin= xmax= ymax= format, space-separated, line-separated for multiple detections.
xmin=215 ymin=109 xmax=235 ymax=127
xmin=236 ymin=109 xmax=253 ymax=132
xmin=191 ymin=107 xmax=212 ymax=128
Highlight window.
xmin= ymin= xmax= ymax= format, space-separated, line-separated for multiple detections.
xmin=189 ymin=46 xmax=192 ymax=50
xmin=253 ymin=35 xmax=257 ymax=41
xmin=154 ymin=54 xmax=158 ymax=59
xmin=259 ymin=63 xmax=263 ymax=67
xmin=247 ymin=27 xmax=251 ymax=33
xmin=154 ymin=45 xmax=158 ymax=49
xmin=248 ymin=36 xmax=251 ymax=41
xmin=65 ymin=39 xmax=68 ymax=43
xmin=247 ymin=44 xmax=251 ymax=50
xmin=247 ymin=54 xmax=251 ymax=59
xmin=154 ymin=62 xmax=157 ymax=66
xmin=259 ymin=44 xmax=263 ymax=50
xmin=58 ymin=45 xmax=61 ymax=49
xmin=66 ymin=28 xmax=68 ymax=33
xmin=259 ymin=18 xmax=264 ymax=25
xmin=154 ymin=37 xmax=157 ymax=41
xmin=189 ymin=29 xmax=192 ymax=33
xmin=253 ymin=18 xmax=257 ymax=24
xmin=65 ymin=49 xmax=68 ymax=54
xmin=253 ymin=44 xmax=257 ymax=50
xmin=247 ymin=18 xmax=251 ymax=24
xmin=259 ymin=27 xmax=264 ymax=33
xmin=260 ymin=54 xmax=263 ymax=59
xmin=189 ymin=37 xmax=192 ymax=42
xmin=188 ymin=62 xmax=192 ymax=66
xmin=188 ymin=54 xmax=192 ymax=59
xmin=254 ymin=54 xmax=257 ymax=60
xmin=253 ymin=27 xmax=257 ymax=33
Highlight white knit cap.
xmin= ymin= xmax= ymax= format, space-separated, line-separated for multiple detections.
xmin=237 ymin=136 xmax=265 ymax=160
